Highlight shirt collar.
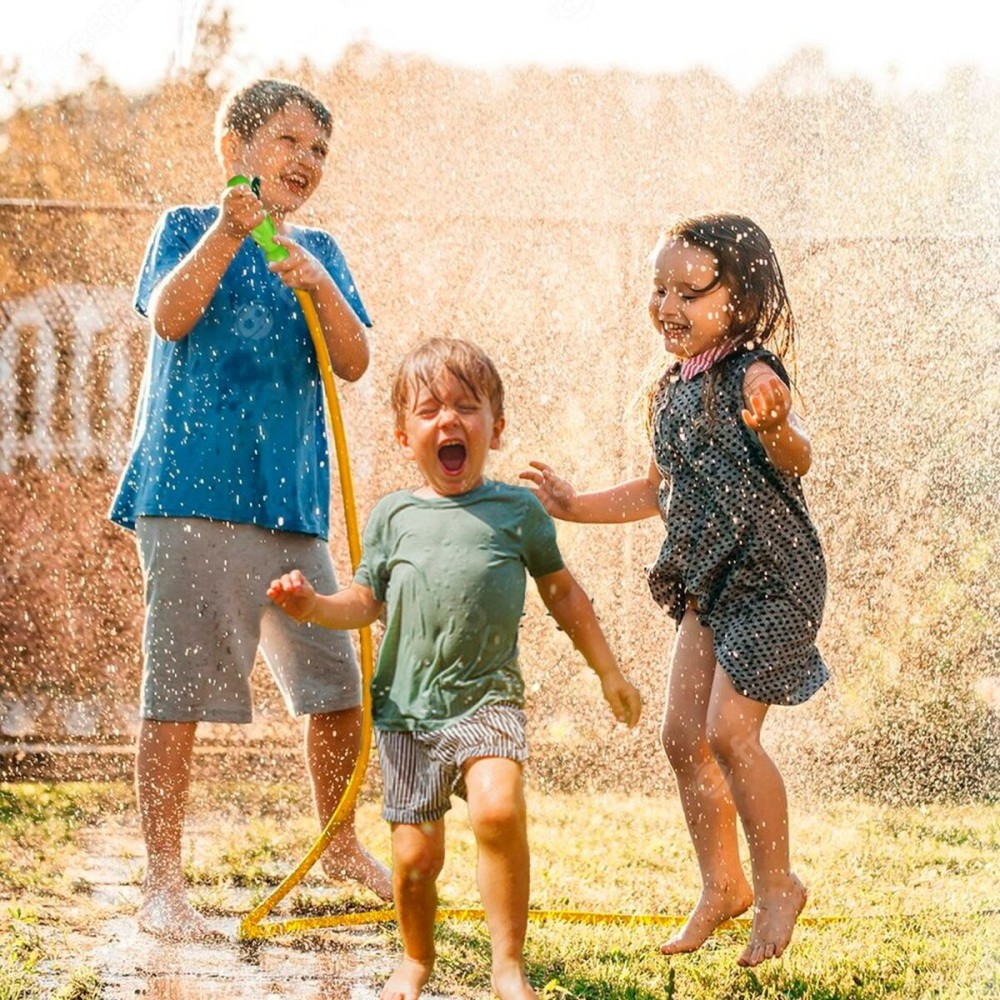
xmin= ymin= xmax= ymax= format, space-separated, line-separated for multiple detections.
xmin=679 ymin=341 xmax=740 ymax=381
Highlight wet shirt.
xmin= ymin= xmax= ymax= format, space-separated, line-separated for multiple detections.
xmin=109 ymin=205 xmax=371 ymax=539
xmin=647 ymin=348 xmax=829 ymax=705
xmin=354 ymin=481 xmax=565 ymax=731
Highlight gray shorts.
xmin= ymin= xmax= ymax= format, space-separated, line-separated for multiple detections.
xmin=375 ymin=703 xmax=528 ymax=825
xmin=135 ymin=516 xmax=360 ymax=723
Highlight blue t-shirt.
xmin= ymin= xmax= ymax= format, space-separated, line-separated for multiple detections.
xmin=109 ymin=206 xmax=371 ymax=539
xmin=353 ymin=481 xmax=565 ymax=731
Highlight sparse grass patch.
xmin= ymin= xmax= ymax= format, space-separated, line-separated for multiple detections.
xmin=1 ymin=781 xmax=998 ymax=997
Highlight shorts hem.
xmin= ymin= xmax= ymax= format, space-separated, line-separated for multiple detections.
xmin=382 ymin=803 xmax=452 ymax=825
xmin=455 ymin=746 xmax=528 ymax=768
xmin=288 ymin=697 xmax=362 ymax=718
xmin=141 ymin=709 xmax=253 ymax=724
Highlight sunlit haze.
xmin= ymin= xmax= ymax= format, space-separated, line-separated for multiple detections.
xmin=2 ymin=0 xmax=998 ymax=119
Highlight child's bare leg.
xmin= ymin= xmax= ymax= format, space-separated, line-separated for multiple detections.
xmin=659 ymin=610 xmax=753 ymax=955
xmin=465 ymin=757 xmax=537 ymax=1000
xmin=707 ymin=672 xmax=807 ymax=966
xmin=135 ymin=719 xmax=222 ymax=940
xmin=306 ymin=709 xmax=393 ymax=899
xmin=381 ymin=820 xmax=444 ymax=1000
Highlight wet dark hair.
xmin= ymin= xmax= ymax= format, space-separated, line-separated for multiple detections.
xmin=664 ymin=212 xmax=794 ymax=356
xmin=391 ymin=338 xmax=505 ymax=430
xmin=645 ymin=212 xmax=796 ymax=430
xmin=215 ymin=78 xmax=332 ymax=150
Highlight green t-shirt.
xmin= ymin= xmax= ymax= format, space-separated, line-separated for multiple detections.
xmin=354 ymin=480 xmax=565 ymax=731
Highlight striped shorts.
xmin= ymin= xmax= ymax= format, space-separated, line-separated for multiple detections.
xmin=375 ymin=703 xmax=528 ymax=824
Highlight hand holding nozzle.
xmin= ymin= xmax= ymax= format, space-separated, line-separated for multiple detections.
xmin=226 ymin=174 xmax=289 ymax=263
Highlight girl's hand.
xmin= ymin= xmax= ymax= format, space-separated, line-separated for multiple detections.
xmin=267 ymin=569 xmax=318 ymax=622
xmin=268 ymin=236 xmax=328 ymax=293
xmin=218 ymin=181 xmax=266 ymax=242
xmin=600 ymin=670 xmax=643 ymax=728
xmin=519 ymin=461 xmax=578 ymax=519
xmin=742 ymin=375 xmax=793 ymax=434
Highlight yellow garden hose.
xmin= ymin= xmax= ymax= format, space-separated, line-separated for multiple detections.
xmin=238 ymin=290 xmax=374 ymax=940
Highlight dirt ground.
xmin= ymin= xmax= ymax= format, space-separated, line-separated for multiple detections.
xmin=61 ymin=824 xmax=458 ymax=1000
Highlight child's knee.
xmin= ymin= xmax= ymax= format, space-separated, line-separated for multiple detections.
xmin=393 ymin=831 xmax=445 ymax=884
xmin=469 ymin=797 xmax=524 ymax=845
xmin=660 ymin=717 xmax=705 ymax=773
xmin=706 ymin=724 xmax=758 ymax=770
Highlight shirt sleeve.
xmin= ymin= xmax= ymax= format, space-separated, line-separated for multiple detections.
xmin=303 ymin=230 xmax=372 ymax=328
xmin=353 ymin=498 xmax=390 ymax=600
xmin=520 ymin=491 xmax=565 ymax=579
xmin=133 ymin=207 xmax=211 ymax=318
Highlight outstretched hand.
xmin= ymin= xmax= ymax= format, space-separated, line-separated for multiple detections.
xmin=601 ymin=671 xmax=643 ymax=728
xmin=519 ymin=461 xmax=577 ymax=519
xmin=267 ymin=569 xmax=318 ymax=622
xmin=742 ymin=375 xmax=793 ymax=434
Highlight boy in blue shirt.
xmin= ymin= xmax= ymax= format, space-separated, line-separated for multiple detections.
xmin=269 ymin=337 xmax=642 ymax=1000
xmin=110 ymin=79 xmax=390 ymax=940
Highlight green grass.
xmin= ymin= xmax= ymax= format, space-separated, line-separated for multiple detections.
xmin=1 ymin=781 xmax=998 ymax=998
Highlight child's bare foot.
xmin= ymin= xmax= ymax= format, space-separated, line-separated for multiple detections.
xmin=380 ymin=955 xmax=433 ymax=1000
xmin=492 ymin=961 xmax=538 ymax=1000
xmin=737 ymin=873 xmax=807 ymax=967
xmin=323 ymin=844 xmax=393 ymax=901
xmin=659 ymin=879 xmax=754 ymax=955
xmin=137 ymin=886 xmax=225 ymax=942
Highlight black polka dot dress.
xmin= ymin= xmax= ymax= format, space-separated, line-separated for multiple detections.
xmin=646 ymin=348 xmax=829 ymax=706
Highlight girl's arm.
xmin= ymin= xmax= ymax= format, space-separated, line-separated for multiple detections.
xmin=267 ymin=570 xmax=383 ymax=630
xmin=150 ymin=184 xmax=262 ymax=341
xmin=269 ymin=235 xmax=370 ymax=382
xmin=520 ymin=458 xmax=662 ymax=523
xmin=534 ymin=567 xmax=642 ymax=727
xmin=741 ymin=362 xmax=812 ymax=476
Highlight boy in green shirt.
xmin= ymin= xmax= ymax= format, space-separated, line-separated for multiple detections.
xmin=268 ymin=337 xmax=641 ymax=1000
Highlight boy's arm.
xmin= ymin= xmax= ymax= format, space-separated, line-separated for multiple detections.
xmin=520 ymin=458 xmax=662 ymax=523
xmin=267 ymin=570 xmax=383 ymax=630
xmin=150 ymin=184 xmax=262 ymax=341
xmin=270 ymin=236 xmax=370 ymax=382
xmin=741 ymin=363 xmax=812 ymax=476
xmin=535 ymin=568 xmax=642 ymax=727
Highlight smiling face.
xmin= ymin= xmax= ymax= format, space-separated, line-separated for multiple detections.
xmin=395 ymin=371 xmax=505 ymax=498
xmin=648 ymin=237 xmax=736 ymax=359
xmin=221 ymin=102 xmax=330 ymax=221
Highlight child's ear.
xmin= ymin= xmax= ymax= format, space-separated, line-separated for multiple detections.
xmin=490 ymin=416 xmax=506 ymax=450
xmin=394 ymin=426 xmax=416 ymax=461
xmin=218 ymin=130 xmax=243 ymax=172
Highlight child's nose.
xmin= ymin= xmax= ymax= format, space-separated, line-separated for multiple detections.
xmin=658 ymin=290 xmax=682 ymax=318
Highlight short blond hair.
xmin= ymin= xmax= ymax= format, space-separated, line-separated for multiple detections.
xmin=391 ymin=338 xmax=505 ymax=430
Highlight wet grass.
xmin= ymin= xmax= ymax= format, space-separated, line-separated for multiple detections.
xmin=0 ymin=781 xmax=998 ymax=998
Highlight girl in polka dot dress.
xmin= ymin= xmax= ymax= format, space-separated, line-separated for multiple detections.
xmin=522 ymin=213 xmax=828 ymax=967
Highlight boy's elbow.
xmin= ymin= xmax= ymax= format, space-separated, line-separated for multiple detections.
xmin=335 ymin=331 xmax=371 ymax=382
xmin=152 ymin=314 xmax=187 ymax=342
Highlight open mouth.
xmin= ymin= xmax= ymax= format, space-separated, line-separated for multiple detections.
xmin=438 ymin=442 xmax=467 ymax=474
xmin=281 ymin=172 xmax=309 ymax=195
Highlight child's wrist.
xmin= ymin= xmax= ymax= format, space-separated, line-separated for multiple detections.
xmin=210 ymin=217 xmax=248 ymax=247
xmin=756 ymin=418 xmax=790 ymax=442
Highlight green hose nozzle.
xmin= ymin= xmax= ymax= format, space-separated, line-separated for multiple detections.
xmin=227 ymin=174 xmax=289 ymax=263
